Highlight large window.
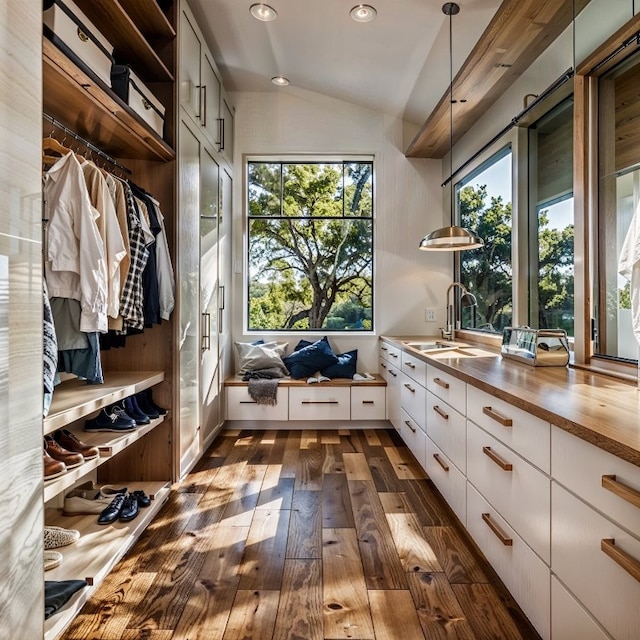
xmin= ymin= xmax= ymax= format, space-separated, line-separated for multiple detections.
xmin=458 ymin=148 xmax=513 ymax=333
xmin=247 ymin=159 xmax=373 ymax=331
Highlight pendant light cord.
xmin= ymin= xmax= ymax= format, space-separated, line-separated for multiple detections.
xmin=449 ymin=5 xmax=454 ymax=226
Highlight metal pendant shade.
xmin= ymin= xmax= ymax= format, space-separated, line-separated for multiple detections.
xmin=419 ymin=3 xmax=484 ymax=252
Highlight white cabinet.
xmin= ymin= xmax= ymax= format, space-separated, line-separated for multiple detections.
xmin=400 ymin=409 xmax=427 ymax=468
xmin=552 ymin=481 xmax=640 ymax=640
xmin=467 ymin=483 xmax=551 ymax=639
xmin=379 ymin=345 xmax=401 ymax=433
xmin=289 ymin=387 xmax=351 ymax=421
xmin=425 ymin=436 xmax=466 ymax=524
xmin=226 ymin=386 xmax=289 ymax=421
xmin=400 ymin=371 xmax=426 ymax=430
xmin=219 ymin=88 xmax=235 ymax=167
xmin=426 ymin=363 xmax=466 ymax=415
xmin=351 ymin=386 xmax=386 ymax=420
xmin=426 ymin=390 xmax=466 ymax=474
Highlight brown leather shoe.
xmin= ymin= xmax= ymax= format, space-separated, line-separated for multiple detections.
xmin=54 ymin=429 xmax=99 ymax=460
xmin=43 ymin=445 xmax=66 ymax=480
xmin=44 ymin=435 xmax=84 ymax=469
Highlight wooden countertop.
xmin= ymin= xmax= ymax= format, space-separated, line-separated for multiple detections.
xmin=381 ymin=335 xmax=640 ymax=467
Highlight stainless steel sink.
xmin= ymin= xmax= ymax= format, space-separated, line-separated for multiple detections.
xmin=403 ymin=341 xmax=457 ymax=352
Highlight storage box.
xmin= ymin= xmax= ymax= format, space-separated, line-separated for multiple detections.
xmin=43 ymin=0 xmax=115 ymax=88
xmin=501 ymin=326 xmax=570 ymax=367
xmin=111 ymin=65 xmax=166 ymax=138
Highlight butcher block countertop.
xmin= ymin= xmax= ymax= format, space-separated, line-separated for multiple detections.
xmin=381 ymin=335 xmax=640 ymax=467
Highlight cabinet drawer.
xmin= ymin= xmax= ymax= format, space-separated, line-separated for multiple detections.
xmin=552 ymin=482 xmax=640 ymax=640
xmin=425 ymin=364 xmax=466 ymax=415
xmin=400 ymin=372 xmax=426 ymax=428
xmin=426 ymin=391 xmax=466 ymax=474
xmin=400 ymin=409 xmax=426 ymax=469
xmin=379 ymin=341 xmax=401 ymax=364
xmin=425 ymin=436 xmax=466 ymax=525
xmin=351 ymin=386 xmax=385 ymax=420
xmin=467 ymin=483 xmax=550 ymax=640
xmin=289 ymin=387 xmax=350 ymax=421
xmin=551 ymin=577 xmax=610 ymax=640
xmin=401 ymin=351 xmax=427 ymax=387
xmin=467 ymin=420 xmax=550 ymax=563
xmin=552 ymin=425 xmax=640 ymax=537
xmin=466 ymin=385 xmax=550 ymax=473
xmin=227 ymin=386 xmax=289 ymax=421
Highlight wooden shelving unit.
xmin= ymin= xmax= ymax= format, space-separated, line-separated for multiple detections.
xmin=73 ymin=0 xmax=174 ymax=81
xmin=119 ymin=0 xmax=176 ymax=41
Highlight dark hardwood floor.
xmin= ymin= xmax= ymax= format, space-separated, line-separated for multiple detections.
xmin=60 ymin=428 xmax=541 ymax=640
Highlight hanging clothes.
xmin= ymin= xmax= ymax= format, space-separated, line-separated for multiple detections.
xmin=619 ymin=199 xmax=640 ymax=347
xmin=147 ymin=195 xmax=175 ymax=321
xmin=43 ymin=282 xmax=58 ymax=417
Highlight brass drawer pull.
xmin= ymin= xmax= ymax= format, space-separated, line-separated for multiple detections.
xmin=362 ymin=400 xmax=374 ymax=405
xmin=433 ymin=405 xmax=449 ymax=420
xmin=482 ymin=513 xmax=513 ymax=546
xmin=602 ymin=475 xmax=640 ymax=510
xmin=301 ymin=401 xmax=339 ymax=405
xmin=404 ymin=383 xmax=416 ymax=393
xmin=601 ymin=539 xmax=640 ymax=582
xmin=404 ymin=420 xmax=416 ymax=434
xmin=433 ymin=377 xmax=449 ymax=390
xmin=404 ymin=361 xmax=416 ymax=369
xmin=433 ymin=453 xmax=449 ymax=472
xmin=482 ymin=446 xmax=513 ymax=471
xmin=482 ymin=406 xmax=513 ymax=427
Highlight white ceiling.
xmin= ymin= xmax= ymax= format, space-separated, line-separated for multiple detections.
xmin=188 ymin=0 xmax=502 ymax=126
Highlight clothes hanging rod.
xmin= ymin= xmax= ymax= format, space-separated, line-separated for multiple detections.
xmin=441 ymin=67 xmax=574 ymax=188
xmin=42 ymin=112 xmax=132 ymax=175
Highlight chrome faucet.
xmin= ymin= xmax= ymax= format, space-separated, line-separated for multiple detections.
xmin=442 ymin=282 xmax=477 ymax=342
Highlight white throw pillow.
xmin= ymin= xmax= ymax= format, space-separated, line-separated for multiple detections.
xmin=235 ymin=341 xmax=288 ymax=374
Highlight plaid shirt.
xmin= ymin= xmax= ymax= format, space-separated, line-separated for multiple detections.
xmin=119 ymin=181 xmax=149 ymax=332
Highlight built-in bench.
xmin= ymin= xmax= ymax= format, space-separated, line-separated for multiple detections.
xmin=224 ymin=374 xmax=387 ymax=428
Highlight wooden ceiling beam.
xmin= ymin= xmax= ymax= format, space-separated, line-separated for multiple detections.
xmin=405 ymin=0 xmax=587 ymax=159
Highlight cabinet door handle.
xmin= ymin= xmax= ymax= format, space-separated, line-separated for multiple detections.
xmin=380 ymin=362 xmax=387 ymax=370
xmin=433 ymin=405 xmax=449 ymax=420
xmin=482 ymin=406 xmax=513 ymax=427
xmin=381 ymin=345 xmax=388 ymax=351
xmin=201 ymin=312 xmax=211 ymax=352
xmin=482 ymin=513 xmax=513 ymax=546
xmin=404 ymin=383 xmax=415 ymax=393
xmin=362 ymin=400 xmax=374 ymax=405
xmin=433 ymin=377 xmax=449 ymax=390
xmin=217 ymin=117 xmax=224 ymax=149
xmin=220 ymin=285 xmax=225 ymax=309
xmin=482 ymin=446 xmax=513 ymax=471
xmin=433 ymin=453 xmax=449 ymax=472
xmin=301 ymin=400 xmax=339 ymax=405
xmin=389 ymin=370 xmax=397 ymax=378
xmin=404 ymin=361 xmax=415 ymax=369
xmin=390 ymin=352 xmax=398 ymax=358
xmin=601 ymin=539 xmax=640 ymax=582
xmin=404 ymin=420 xmax=416 ymax=434
xmin=602 ymin=475 xmax=640 ymax=510
xmin=240 ymin=401 xmax=257 ymax=404
xmin=200 ymin=84 xmax=207 ymax=127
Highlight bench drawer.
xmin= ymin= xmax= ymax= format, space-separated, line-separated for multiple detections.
xmin=351 ymin=386 xmax=385 ymax=420
xmin=289 ymin=387 xmax=350 ymax=421
xmin=226 ymin=386 xmax=289 ymax=421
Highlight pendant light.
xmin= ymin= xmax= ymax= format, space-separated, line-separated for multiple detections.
xmin=419 ymin=2 xmax=484 ymax=251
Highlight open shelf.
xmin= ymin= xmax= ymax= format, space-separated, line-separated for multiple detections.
xmin=44 ymin=371 xmax=165 ymax=434
xmin=44 ymin=481 xmax=170 ymax=640
xmin=118 ymin=0 xmax=176 ymax=41
xmin=44 ymin=415 xmax=166 ymax=502
xmin=73 ymin=0 xmax=174 ymax=82
xmin=43 ymin=37 xmax=175 ymax=162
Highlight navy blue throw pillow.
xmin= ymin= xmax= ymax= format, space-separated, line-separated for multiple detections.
xmin=293 ymin=339 xmax=313 ymax=351
xmin=283 ymin=337 xmax=338 ymax=379
xmin=321 ymin=349 xmax=358 ymax=379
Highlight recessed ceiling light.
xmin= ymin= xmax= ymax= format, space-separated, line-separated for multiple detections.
xmin=271 ymin=76 xmax=289 ymax=86
xmin=349 ymin=4 xmax=377 ymax=22
xmin=250 ymin=3 xmax=277 ymax=21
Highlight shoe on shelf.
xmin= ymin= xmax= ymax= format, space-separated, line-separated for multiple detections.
xmin=43 ymin=444 xmax=67 ymax=481
xmin=124 ymin=396 xmax=151 ymax=425
xmin=44 ymin=526 xmax=80 ymax=549
xmin=44 ymin=435 xmax=84 ymax=469
xmin=133 ymin=391 xmax=159 ymax=419
xmin=63 ymin=482 xmax=114 ymax=515
xmin=54 ymin=428 xmax=100 ymax=460
xmin=132 ymin=489 xmax=151 ymax=508
xmin=119 ymin=493 xmax=140 ymax=522
xmin=84 ymin=405 xmax=136 ymax=432
xmin=99 ymin=484 xmax=128 ymax=498
xmin=97 ymin=493 xmax=127 ymax=525
xmin=137 ymin=388 xmax=167 ymax=417
xmin=44 ymin=550 xmax=63 ymax=571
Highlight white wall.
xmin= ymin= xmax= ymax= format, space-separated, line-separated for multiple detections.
xmin=230 ymin=88 xmax=450 ymax=372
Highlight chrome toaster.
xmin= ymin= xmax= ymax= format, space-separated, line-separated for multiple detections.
xmin=501 ymin=326 xmax=570 ymax=367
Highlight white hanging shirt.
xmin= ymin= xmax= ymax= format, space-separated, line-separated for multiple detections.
xmin=44 ymin=153 xmax=108 ymax=333
xmin=618 ymin=199 xmax=640 ymax=346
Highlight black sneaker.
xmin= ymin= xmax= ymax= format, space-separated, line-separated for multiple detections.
xmin=124 ymin=396 xmax=151 ymax=425
xmin=132 ymin=489 xmax=151 ymax=507
xmin=97 ymin=494 xmax=126 ymax=525
xmin=119 ymin=493 xmax=140 ymax=522
xmin=84 ymin=406 xmax=136 ymax=432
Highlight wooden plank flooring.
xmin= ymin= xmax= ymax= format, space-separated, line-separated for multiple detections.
xmin=59 ymin=429 xmax=541 ymax=640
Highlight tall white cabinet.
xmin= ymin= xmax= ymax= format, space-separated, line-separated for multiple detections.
xmin=176 ymin=0 xmax=233 ymax=477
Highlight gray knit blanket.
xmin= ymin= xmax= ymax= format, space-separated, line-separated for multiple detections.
xmin=243 ymin=367 xmax=284 ymax=405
